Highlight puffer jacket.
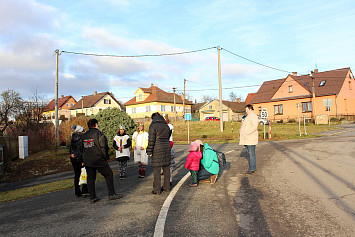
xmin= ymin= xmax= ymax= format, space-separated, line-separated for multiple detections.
xmin=80 ymin=128 xmax=110 ymax=168
xmin=146 ymin=115 xmax=172 ymax=167
xmin=185 ymin=151 xmax=202 ymax=171
xmin=70 ymin=132 xmax=84 ymax=160
xmin=239 ymin=110 xmax=259 ymax=145
xmin=201 ymin=143 xmax=219 ymax=175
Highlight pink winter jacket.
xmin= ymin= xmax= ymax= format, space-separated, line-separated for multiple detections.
xmin=184 ymin=151 xmax=202 ymax=171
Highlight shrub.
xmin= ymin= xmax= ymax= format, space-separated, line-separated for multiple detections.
xmin=288 ymin=119 xmax=296 ymax=123
xmin=278 ymin=119 xmax=284 ymax=123
xmin=330 ymin=117 xmax=338 ymax=122
xmin=94 ymin=108 xmax=137 ymax=149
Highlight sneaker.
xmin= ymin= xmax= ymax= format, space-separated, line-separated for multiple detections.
xmin=189 ymin=183 xmax=198 ymax=187
xmin=199 ymin=179 xmax=211 ymax=184
xmin=90 ymin=197 xmax=100 ymax=204
xmin=210 ymin=174 xmax=218 ymax=184
xmin=108 ymin=194 xmax=123 ymax=201
xmin=82 ymin=193 xmax=90 ymax=198
xmin=120 ymin=176 xmax=126 ymax=180
xmin=245 ymin=170 xmax=256 ymax=175
xmin=151 ymin=190 xmax=161 ymax=195
xmin=138 ymin=175 xmax=145 ymax=178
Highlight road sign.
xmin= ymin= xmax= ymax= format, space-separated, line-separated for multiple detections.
xmin=260 ymin=108 xmax=268 ymax=119
xmin=184 ymin=113 xmax=191 ymax=121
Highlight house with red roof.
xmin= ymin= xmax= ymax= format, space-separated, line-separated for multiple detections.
xmin=70 ymin=91 xmax=124 ymax=117
xmin=42 ymin=95 xmax=76 ymax=120
xmin=250 ymin=67 xmax=355 ymax=123
xmin=199 ymin=99 xmax=246 ymax=121
xmin=124 ymin=84 xmax=193 ymax=119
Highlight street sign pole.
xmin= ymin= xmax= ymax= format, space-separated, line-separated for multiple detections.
xmin=185 ymin=113 xmax=191 ymax=143
xmin=297 ymin=104 xmax=301 ymax=136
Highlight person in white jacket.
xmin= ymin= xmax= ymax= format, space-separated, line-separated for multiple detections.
xmin=132 ymin=123 xmax=149 ymax=178
xmin=239 ymin=104 xmax=259 ymax=175
xmin=113 ymin=125 xmax=131 ymax=179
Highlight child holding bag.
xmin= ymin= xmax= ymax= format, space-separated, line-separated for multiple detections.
xmin=184 ymin=142 xmax=202 ymax=187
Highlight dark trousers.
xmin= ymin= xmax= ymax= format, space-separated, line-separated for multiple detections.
xmin=153 ymin=165 xmax=170 ymax=193
xmin=197 ymin=164 xmax=213 ymax=180
xmin=85 ymin=165 xmax=116 ymax=199
xmin=70 ymin=158 xmax=88 ymax=196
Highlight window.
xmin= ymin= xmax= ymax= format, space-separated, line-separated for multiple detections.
xmin=66 ymin=103 xmax=69 ymax=107
xmin=274 ymin=104 xmax=283 ymax=115
xmin=289 ymin=85 xmax=293 ymax=93
xmin=209 ymin=105 xmax=212 ymax=109
xmin=138 ymin=94 xmax=142 ymax=100
xmin=161 ymin=105 xmax=166 ymax=112
xmin=71 ymin=103 xmax=74 ymax=107
xmin=132 ymin=108 xmax=136 ymax=114
xmin=302 ymin=102 xmax=312 ymax=112
xmin=319 ymin=80 xmax=326 ymax=87
xmin=146 ymin=106 xmax=151 ymax=112
xmin=171 ymin=106 xmax=174 ymax=112
xmin=104 ymin=99 xmax=111 ymax=104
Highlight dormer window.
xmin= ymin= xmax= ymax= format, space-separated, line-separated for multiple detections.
xmin=138 ymin=94 xmax=142 ymax=100
xmin=289 ymin=85 xmax=293 ymax=93
xmin=319 ymin=80 xmax=326 ymax=87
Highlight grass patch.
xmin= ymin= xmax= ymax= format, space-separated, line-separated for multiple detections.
xmin=0 ymin=170 xmax=119 ymax=203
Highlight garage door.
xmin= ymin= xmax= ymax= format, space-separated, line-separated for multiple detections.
xmin=223 ymin=113 xmax=229 ymax=121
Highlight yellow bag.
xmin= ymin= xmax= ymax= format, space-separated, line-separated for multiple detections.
xmin=79 ymin=167 xmax=87 ymax=185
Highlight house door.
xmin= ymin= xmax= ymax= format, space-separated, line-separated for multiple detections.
xmin=222 ymin=112 xmax=229 ymax=121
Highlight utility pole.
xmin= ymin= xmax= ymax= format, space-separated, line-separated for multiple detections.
xmin=55 ymin=49 xmax=59 ymax=143
xmin=173 ymin=87 xmax=177 ymax=121
xmin=217 ymin=46 xmax=223 ymax=132
xmin=183 ymin=79 xmax=186 ymax=119
xmin=310 ymin=71 xmax=317 ymax=124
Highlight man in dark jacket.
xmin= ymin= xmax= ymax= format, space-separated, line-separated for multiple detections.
xmin=80 ymin=118 xmax=122 ymax=203
xmin=146 ymin=112 xmax=172 ymax=194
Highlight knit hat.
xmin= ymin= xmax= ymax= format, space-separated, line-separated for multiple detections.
xmin=194 ymin=140 xmax=203 ymax=146
xmin=189 ymin=142 xmax=199 ymax=152
xmin=71 ymin=124 xmax=77 ymax=131
xmin=119 ymin=125 xmax=125 ymax=130
xmin=74 ymin=125 xmax=84 ymax=133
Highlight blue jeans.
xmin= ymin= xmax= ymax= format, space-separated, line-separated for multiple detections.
xmin=245 ymin=145 xmax=256 ymax=171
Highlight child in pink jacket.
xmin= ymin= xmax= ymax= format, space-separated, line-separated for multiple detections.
xmin=185 ymin=142 xmax=202 ymax=187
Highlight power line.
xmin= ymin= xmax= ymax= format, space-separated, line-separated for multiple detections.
xmin=221 ymin=48 xmax=292 ymax=74
xmin=60 ymin=46 xmax=217 ymax=58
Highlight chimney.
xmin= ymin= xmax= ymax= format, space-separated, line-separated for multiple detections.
xmin=314 ymin=69 xmax=318 ymax=73
xmin=236 ymin=98 xmax=240 ymax=103
xmin=61 ymin=95 xmax=64 ymax=98
xmin=292 ymin=72 xmax=297 ymax=76
xmin=94 ymin=91 xmax=97 ymax=95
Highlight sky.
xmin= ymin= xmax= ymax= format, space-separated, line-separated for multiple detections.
xmin=1 ymin=0 xmax=355 ymax=104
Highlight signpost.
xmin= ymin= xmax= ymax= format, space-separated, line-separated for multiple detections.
xmin=297 ymin=104 xmax=301 ymax=136
xmin=260 ymin=108 xmax=268 ymax=139
xmin=323 ymin=99 xmax=332 ymax=127
xmin=185 ymin=113 xmax=191 ymax=143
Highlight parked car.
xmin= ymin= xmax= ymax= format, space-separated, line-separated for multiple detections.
xmin=240 ymin=114 xmax=269 ymax=125
xmin=205 ymin=116 xmax=220 ymax=121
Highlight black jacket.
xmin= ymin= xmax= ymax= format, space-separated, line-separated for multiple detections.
xmin=146 ymin=115 xmax=171 ymax=167
xmin=70 ymin=132 xmax=84 ymax=160
xmin=80 ymin=128 xmax=110 ymax=167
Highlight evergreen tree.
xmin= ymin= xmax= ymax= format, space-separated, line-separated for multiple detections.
xmin=94 ymin=108 xmax=137 ymax=149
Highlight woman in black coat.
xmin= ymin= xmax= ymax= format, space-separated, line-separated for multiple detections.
xmin=146 ymin=112 xmax=171 ymax=194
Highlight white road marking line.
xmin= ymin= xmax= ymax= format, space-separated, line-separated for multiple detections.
xmin=153 ymin=172 xmax=190 ymax=237
xmin=154 ymin=149 xmax=236 ymax=236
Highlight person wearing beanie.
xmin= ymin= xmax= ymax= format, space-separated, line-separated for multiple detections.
xmin=113 ymin=125 xmax=131 ymax=179
xmin=184 ymin=142 xmax=202 ymax=187
xmin=69 ymin=125 xmax=89 ymax=197
xmin=132 ymin=123 xmax=149 ymax=178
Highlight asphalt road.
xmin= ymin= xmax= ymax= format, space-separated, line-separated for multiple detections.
xmin=1 ymin=124 xmax=354 ymax=236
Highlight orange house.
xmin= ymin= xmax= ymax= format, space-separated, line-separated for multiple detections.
xmin=250 ymin=68 xmax=355 ymax=123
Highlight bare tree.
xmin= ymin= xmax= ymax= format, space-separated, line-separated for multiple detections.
xmin=229 ymin=92 xmax=243 ymax=102
xmin=0 ymin=89 xmax=22 ymax=134
xmin=17 ymin=88 xmax=47 ymax=131
xmin=201 ymin=94 xmax=214 ymax=103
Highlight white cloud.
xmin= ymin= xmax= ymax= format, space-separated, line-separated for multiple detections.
xmin=0 ymin=0 xmax=60 ymax=34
